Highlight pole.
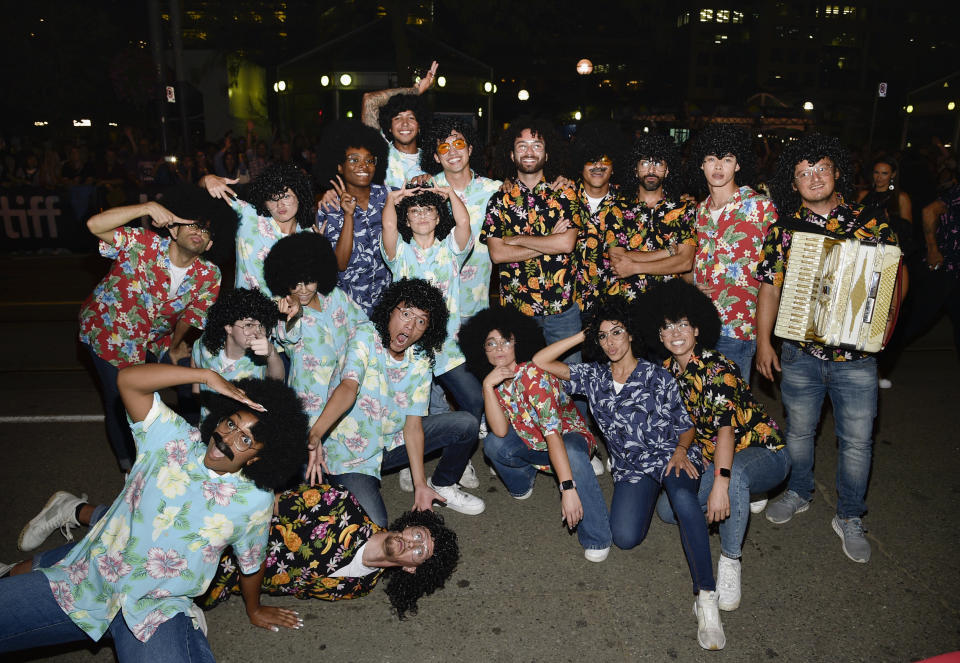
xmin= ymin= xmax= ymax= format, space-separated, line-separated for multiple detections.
xmin=147 ymin=0 xmax=168 ymax=153
xmin=168 ymin=0 xmax=190 ymax=154
xmin=866 ymin=89 xmax=878 ymax=157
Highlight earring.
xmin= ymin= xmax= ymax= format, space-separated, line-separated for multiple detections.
xmin=888 ymin=178 xmax=895 ymax=191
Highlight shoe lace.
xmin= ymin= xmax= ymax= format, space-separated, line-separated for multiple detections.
xmin=842 ymin=518 xmax=865 ymax=537
xmin=59 ymin=521 xmax=77 ymax=542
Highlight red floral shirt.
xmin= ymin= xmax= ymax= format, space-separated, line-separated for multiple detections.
xmin=78 ymin=227 xmax=221 ymax=368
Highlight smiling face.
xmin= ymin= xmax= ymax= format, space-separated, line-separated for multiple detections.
xmin=383 ymin=525 xmax=435 ymax=573
xmin=264 ymin=188 xmax=299 ymax=225
xmin=581 ymin=156 xmax=613 ymax=191
xmin=338 ymin=146 xmax=375 ymax=188
xmin=203 ymin=411 xmax=263 ymax=474
xmin=702 ymin=153 xmax=740 ymax=189
xmin=597 ymin=319 xmax=633 ymax=363
xmin=792 ymin=157 xmax=838 ymax=208
xmin=387 ymin=304 xmax=429 ymax=359
xmin=511 ymin=129 xmax=547 ymax=176
xmin=391 ymin=110 xmax=420 ymax=148
xmin=659 ymin=317 xmax=698 ymax=363
xmin=289 ymin=281 xmax=318 ymax=307
xmin=434 ymin=130 xmax=472 ymax=176
xmin=483 ymin=330 xmax=516 ymax=368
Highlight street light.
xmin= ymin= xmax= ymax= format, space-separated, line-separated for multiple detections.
xmin=906 ymin=104 xmax=914 ymax=113
xmin=949 ymin=101 xmax=956 ymax=111
xmin=437 ymin=76 xmax=447 ymax=88
xmin=518 ymin=89 xmax=530 ymax=101
xmin=273 ymin=81 xmax=287 ymax=92
xmin=483 ymin=81 xmax=493 ymax=93
xmin=339 ymin=73 xmax=352 ymax=87
xmin=320 ymin=75 xmax=330 ymax=87
xmin=576 ymin=59 xmax=593 ymax=75
xmin=574 ymin=111 xmax=582 ymax=121
xmin=802 ymin=101 xmax=814 ymax=111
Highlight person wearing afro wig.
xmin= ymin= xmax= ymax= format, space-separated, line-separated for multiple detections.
xmin=755 ymin=133 xmax=901 ymax=563
xmin=190 ymin=287 xmax=284 ymax=422
xmin=687 ymin=125 xmax=777 ymax=383
xmin=0 ymin=363 xmax=309 ymax=660
xmin=78 ymin=184 xmax=230 ymax=472
xmin=202 ymin=162 xmax=315 ymax=296
xmin=262 ymin=232 xmax=367 ymax=441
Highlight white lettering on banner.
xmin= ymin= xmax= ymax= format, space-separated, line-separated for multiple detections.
xmin=0 ymin=195 xmax=62 ymax=240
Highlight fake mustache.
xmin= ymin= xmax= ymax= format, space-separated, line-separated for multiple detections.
xmin=212 ymin=431 xmax=235 ymax=460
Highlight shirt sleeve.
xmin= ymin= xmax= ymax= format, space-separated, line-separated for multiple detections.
xmin=565 ymin=362 xmax=592 ymax=397
xmin=229 ymin=497 xmax=274 ymax=575
xmin=660 ymin=370 xmax=694 ymax=434
xmin=99 ymin=226 xmax=141 ymax=260
xmin=479 ymin=195 xmax=505 ymax=245
xmin=521 ymin=365 xmax=565 ymax=437
xmin=677 ymin=200 xmax=698 ymax=246
xmin=754 ymin=224 xmax=787 ymax=287
xmin=340 ymin=326 xmax=372 ymax=386
xmin=128 ymin=393 xmax=190 ymax=456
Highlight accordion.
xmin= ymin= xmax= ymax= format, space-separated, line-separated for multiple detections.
xmin=775 ymin=231 xmax=903 ymax=352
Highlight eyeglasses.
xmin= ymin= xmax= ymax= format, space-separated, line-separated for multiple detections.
xmin=346 ymin=155 xmax=377 ymax=166
xmin=236 ymin=321 xmax=265 ymax=336
xmin=267 ymin=191 xmax=296 ymax=204
xmin=597 ymin=326 xmax=627 ymax=342
xmin=483 ymin=338 xmax=514 ymax=352
xmin=219 ymin=417 xmax=254 ymax=451
xmin=406 ymin=206 xmax=438 ymax=219
xmin=586 ymin=156 xmax=613 ymax=168
xmin=171 ymin=222 xmax=211 ymax=236
xmin=436 ymin=138 xmax=468 ymax=155
xmin=514 ymin=140 xmax=545 ymax=154
xmin=638 ymin=159 xmax=666 ymax=170
xmin=794 ymin=164 xmax=833 ymax=180
xmin=406 ymin=528 xmax=428 ymax=560
xmin=660 ymin=320 xmax=692 ymax=333
xmin=394 ymin=306 xmax=429 ymax=328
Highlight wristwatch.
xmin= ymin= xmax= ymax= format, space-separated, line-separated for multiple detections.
xmin=714 ymin=467 xmax=731 ymax=478
xmin=558 ymin=479 xmax=577 ymax=494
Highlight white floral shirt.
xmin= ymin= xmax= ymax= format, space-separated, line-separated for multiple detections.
xmin=41 ymin=395 xmax=273 ymax=643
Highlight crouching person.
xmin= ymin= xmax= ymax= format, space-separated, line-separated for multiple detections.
xmin=0 ymin=364 xmax=308 ymax=661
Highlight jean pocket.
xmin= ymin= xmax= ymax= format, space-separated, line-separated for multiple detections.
xmin=780 ymin=341 xmax=801 ymax=364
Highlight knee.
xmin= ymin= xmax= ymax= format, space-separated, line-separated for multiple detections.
xmin=612 ymin=526 xmax=644 ymax=550
xmin=450 ymin=411 xmax=480 ymax=442
xmin=482 ymin=432 xmax=508 ymax=460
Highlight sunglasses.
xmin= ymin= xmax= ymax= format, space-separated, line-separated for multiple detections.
xmin=437 ymin=138 xmax=468 ymax=155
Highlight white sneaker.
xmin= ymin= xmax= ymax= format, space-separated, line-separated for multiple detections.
xmin=427 ymin=478 xmax=485 ymax=515
xmin=693 ymin=590 xmax=726 ymax=650
xmin=478 ymin=420 xmax=488 ymax=440
xmin=459 ymin=460 xmax=480 ymax=489
xmin=398 ymin=468 xmax=413 ymax=493
xmin=18 ymin=491 xmax=87 ymax=552
xmin=716 ymin=556 xmax=742 ymax=611
xmin=591 ymin=455 xmax=604 ymax=476
xmin=749 ymin=498 xmax=768 ymax=514
xmin=878 ymin=378 xmax=893 ymax=389
xmin=584 ymin=547 xmax=610 ymax=562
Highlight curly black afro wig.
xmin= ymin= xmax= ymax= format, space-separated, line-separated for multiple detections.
xmin=199 ymin=377 xmax=309 ymax=492
xmin=492 ymin=115 xmax=568 ymax=182
xmin=263 ymin=232 xmax=338 ymax=298
xmin=378 ymin=94 xmax=432 ymax=140
xmin=623 ymin=132 xmax=683 ymax=199
xmin=382 ymin=509 xmax=459 ymax=620
xmin=636 ymin=279 xmax=721 ymax=360
xmin=370 ymin=278 xmax=448 ymax=369
xmin=418 ymin=116 xmax=480 ymax=176
xmin=158 ymin=183 xmax=238 ymax=267
xmin=582 ymin=295 xmax=647 ymax=363
xmin=687 ymin=125 xmax=757 ymax=197
xmin=202 ymin=287 xmax=280 ymax=355
xmin=245 ymin=162 xmax=316 ymax=229
xmin=317 ymin=119 xmax=388 ymax=188
xmin=571 ymin=120 xmax=628 ymax=187
xmin=395 ymin=190 xmax=455 ymax=243
xmin=769 ymin=133 xmax=854 ymax=218
xmin=457 ymin=307 xmax=546 ymax=382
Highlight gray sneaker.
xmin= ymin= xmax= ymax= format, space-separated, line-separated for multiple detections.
xmin=765 ymin=490 xmax=810 ymax=524
xmin=832 ymin=515 xmax=871 ymax=563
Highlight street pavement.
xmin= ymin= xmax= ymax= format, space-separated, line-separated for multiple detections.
xmin=0 ymin=254 xmax=958 ymax=662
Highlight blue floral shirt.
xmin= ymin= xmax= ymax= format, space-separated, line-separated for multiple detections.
xmin=317 ymin=184 xmax=392 ymax=315
xmin=566 ymin=360 xmax=698 ymax=482
xmin=323 ymin=323 xmax=432 ymax=478
xmin=41 ymin=395 xmax=274 ymax=643
xmin=191 ymin=339 xmax=271 ymax=421
xmin=231 ymin=197 xmax=304 ymax=296
xmin=384 ymin=140 xmax=424 ymax=190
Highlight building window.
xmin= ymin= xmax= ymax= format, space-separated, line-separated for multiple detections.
xmin=732 ymin=10 xmax=744 ymax=23
xmin=717 ymin=9 xmax=730 ymax=22
xmin=714 ymin=34 xmax=728 ymax=45
xmin=700 ymin=8 xmax=714 ymax=22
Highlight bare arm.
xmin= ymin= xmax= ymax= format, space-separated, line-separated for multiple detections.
xmin=447 ymin=186 xmax=472 ymax=251
xmin=609 ymin=244 xmax=695 ymax=277
xmin=482 ymin=366 xmax=515 ymax=438
xmin=898 ymin=191 xmax=913 ymax=224
xmin=755 ymin=282 xmax=782 ymax=381
xmin=923 ymin=199 xmax=947 ymax=267
xmin=486 ymin=236 xmax=542 ymax=263
xmin=532 ymin=331 xmax=584 ymax=381
xmin=167 ymin=319 xmax=194 ymax=364
xmin=706 ymin=426 xmax=735 ymax=523
xmin=504 ymin=227 xmax=577 ymax=256
xmin=361 ymin=61 xmax=438 ymax=129
xmin=240 ymin=562 xmax=302 ymax=632
xmin=664 ymin=427 xmax=699 ymax=478
xmin=544 ymin=431 xmax=582 ymax=528
xmin=381 ymin=188 xmax=416 ymax=262
xmin=86 ymin=201 xmax=184 ymax=244
xmin=405 ymin=415 xmax=446 ymax=512
xmin=305 ymin=378 xmax=360 ymax=485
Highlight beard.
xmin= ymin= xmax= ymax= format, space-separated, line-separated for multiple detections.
xmin=514 ymin=154 xmax=546 ymax=174
xmin=640 ymin=175 xmax=663 ymax=192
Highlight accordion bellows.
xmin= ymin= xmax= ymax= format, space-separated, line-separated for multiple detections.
xmin=775 ymin=232 xmax=902 ymax=353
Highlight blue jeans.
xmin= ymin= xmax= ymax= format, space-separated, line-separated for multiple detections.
xmin=432 ymin=362 xmax=484 ymax=421
xmin=610 ymin=474 xmax=715 ymax=594
xmin=656 ymin=446 xmax=791 ymax=558
xmin=326 ymin=411 xmax=478 ymax=526
xmin=715 ymin=335 xmax=756 ymax=385
xmin=483 ymin=428 xmax=611 ymax=550
xmin=780 ymin=342 xmax=877 ymax=518
xmin=533 ymin=304 xmax=590 ymax=419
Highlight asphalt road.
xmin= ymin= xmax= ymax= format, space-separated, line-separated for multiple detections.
xmin=0 ymin=254 xmax=958 ymax=662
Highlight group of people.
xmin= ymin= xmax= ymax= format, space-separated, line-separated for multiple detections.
xmin=1 ymin=59 xmax=958 ymax=660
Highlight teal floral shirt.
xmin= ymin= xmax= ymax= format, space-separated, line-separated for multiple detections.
xmin=191 ymin=339 xmax=270 ymax=421
xmin=323 ymin=323 xmax=432 ymax=478
xmin=41 ymin=395 xmax=274 ymax=643
xmin=231 ymin=197 xmax=304 ymax=296
xmin=384 ymin=140 xmax=424 ymax=190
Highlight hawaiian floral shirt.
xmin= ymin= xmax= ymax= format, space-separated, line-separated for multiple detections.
xmin=573 ymin=183 xmax=627 ymax=312
xmin=602 ymin=196 xmax=697 ymax=300
xmin=755 ymin=195 xmax=894 ymax=361
xmin=384 ymin=139 xmax=424 ymax=190
xmin=323 ymin=323 xmax=432 ymax=478
xmin=664 ymin=345 xmax=784 ymax=463
xmin=231 ymin=197 xmax=304 ymax=296
xmin=929 ymin=184 xmax=960 ymax=274
xmin=694 ymin=186 xmax=776 ymax=341
xmin=78 ymin=228 xmax=220 ymax=368
xmin=317 ymin=184 xmax=392 ymax=316
xmin=480 ymin=178 xmax=581 ymax=316
xmin=495 ymin=362 xmax=596 ymax=471
xmin=191 ymin=339 xmax=271 ymax=421
xmin=41 ymin=395 xmax=273 ymax=643
xmin=383 ymin=232 xmax=471 ymax=375
xmin=275 ymin=288 xmax=367 ymax=423
xmin=199 ymin=484 xmax=383 ymax=608
xmin=431 ymin=170 xmax=503 ymax=318
xmin=566 ymin=360 xmax=697 ymax=483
